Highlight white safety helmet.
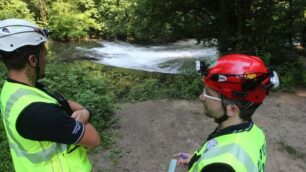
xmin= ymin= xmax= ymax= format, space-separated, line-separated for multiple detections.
xmin=0 ymin=18 xmax=47 ymax=52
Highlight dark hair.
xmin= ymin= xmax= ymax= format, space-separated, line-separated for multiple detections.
xmin=222 ymin=97 xmax=261 ymax=121
xmin=0 ymin=45 xmax=40 ymax=70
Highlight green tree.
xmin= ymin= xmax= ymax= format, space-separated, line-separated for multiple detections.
xmin=48 ymin=0 xmax=100 ymax=41
xmin=0 ymin=0 xmax=34 ymax=20
xmin=121 ymin=0 xmax=306 ymax=87
xmin=93 ymin=0 xmax=134 ymax=40
xmin=23 ymin=0 xmax=50 ymax=26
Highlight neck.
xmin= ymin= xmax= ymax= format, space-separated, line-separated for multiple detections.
xmin=219 ymin=116 xmax=245 ymax=129
xmin=8 ymin=69 xmax=36 ymax=87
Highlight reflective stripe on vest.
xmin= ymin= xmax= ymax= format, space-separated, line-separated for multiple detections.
xmin=194 ymin=143 xmax=258 ymax=172
xmin=3 ymin=87 xmax=67 ymax=163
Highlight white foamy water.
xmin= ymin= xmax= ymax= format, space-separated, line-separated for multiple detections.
xmin=78 ymin=39 xmax=218 ymax=73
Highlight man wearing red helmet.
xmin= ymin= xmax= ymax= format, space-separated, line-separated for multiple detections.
xmin=174 ymin=54 xmax=279 ymax=172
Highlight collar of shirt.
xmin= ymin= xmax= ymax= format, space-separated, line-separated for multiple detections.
xmin=7 ymin=78 xmax=50 ymax=95
xmin=207 ymin=120 xmax=253 ymax=140
xmin=7 ymin=77 xmax=30 ymax=86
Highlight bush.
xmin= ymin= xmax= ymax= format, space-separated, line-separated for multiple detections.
xmin=270 ymin=49 xmax=305 ymax=89
xmin=107 ymin=69 xmax=203 ymax=101
xmin=42 ymin=61 xmax=116 ymax=130
xmin=49 ymin=1 xmax=100 ymax=41
xmin=255 ymin=49 xmax=306 ymax=89
xmin=0 ymin=0 xmax=34 ymax=20
xmin=164 ymin=72 xmax=203 ymax=99
xmin=126 ymin=79 xmax=160 ymax=101
xmin=276 ymin=63 xmax=304 ymax=89
xmin=0 ymin=63 xmax=12 ymax=172
xmin=303 ymin=71 xmax=306 ymax=87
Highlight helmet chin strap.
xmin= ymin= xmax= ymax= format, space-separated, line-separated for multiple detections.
xmin=34 ymin=45 xmax=42 ymax=85
xmin=215 ymin=95 xmax=256 ymax=124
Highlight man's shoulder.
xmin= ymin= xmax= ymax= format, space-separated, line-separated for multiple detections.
xmin=23 ymin=102 xmax=62 ymax=115
xmin=17 ymin=102 xmax=84 ymax=144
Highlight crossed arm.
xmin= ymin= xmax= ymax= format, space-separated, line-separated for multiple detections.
xmin=68 ymin=100 xmax=101 ymax=149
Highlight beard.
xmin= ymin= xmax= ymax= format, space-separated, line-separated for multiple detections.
xmin=39 ymin=71 xmax=45 ymax=79
xmin=204 ymin=110 xmax=214 ymax=118
xmin=203 ymin=104 xmax=213 ymax=118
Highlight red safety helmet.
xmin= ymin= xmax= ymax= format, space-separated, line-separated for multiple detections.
xmin=198 ymin=54 xmax=279 ymax=104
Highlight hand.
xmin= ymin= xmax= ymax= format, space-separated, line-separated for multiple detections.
xmin=173 ymin=152 xmax=192 ymax=168
xmin=71 ymin=108 xmax=90 ymax=124
xmin=68 ymin=100 xmax=84 ymax=112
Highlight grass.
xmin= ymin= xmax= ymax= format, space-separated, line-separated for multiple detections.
xmin=0 ymin=63 xmax=12 ymax=171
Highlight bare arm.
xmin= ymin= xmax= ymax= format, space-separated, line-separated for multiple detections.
xmin=68 ymin=100 xmax=91 ymax=124
xmin=68 ymin=100 xmax=84 ymax=112
xmin=68 ymin=101 xmax=100 ymax=148
xmin=77 ymin=123 xmax=101 ymax=149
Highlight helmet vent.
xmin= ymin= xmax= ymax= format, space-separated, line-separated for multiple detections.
xmin=10 ymin=44 xmax=13 ymax=47
xmin=2 ymin=28 xmax=9 ymax=33
xmin=211 ymin=75 xmax=219 ymax=81
xmin=218 ymin=75 xmax=227 ymax=82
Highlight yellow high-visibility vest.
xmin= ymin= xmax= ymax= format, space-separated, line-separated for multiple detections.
xmin=189 ymin=124 xmax=266 ymax=172
xmin=0 ymin=81 xmax=91 ymax=172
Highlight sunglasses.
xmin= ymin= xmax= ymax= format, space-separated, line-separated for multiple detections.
xmin=203 ymin=88 xmax=222 ymax=101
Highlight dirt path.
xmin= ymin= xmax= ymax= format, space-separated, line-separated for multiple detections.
xmin=90 ymin=91 xmax=306 ymax=172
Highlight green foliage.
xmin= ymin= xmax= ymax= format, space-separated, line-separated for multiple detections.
xmin=103 ymin=68 xmax=203 ymax=102
xmin=41 ymin=60 xmax=116 ymax=130
xmin=93 ymin=0 xmax=134 ymax=40
xmin=0 ymin=64 xmax=12 ymax=172
xmin=127 ymin=0 xmax=175 ymax=42
xmin=0 ymin=122 xmax=12 ymax=172
xmin=48 ymin=0 xmax=100 ymax=41
xmin=255 ymin=52 xmax=272 ymax=65
xmin=276 ymin=63 xmax=298 ymax=89
xmin=0 ymin=0 xmax=34 ymax=20
xmin=164 ymin=73 xmax=203 ymax=99
xmin=126 ymin=79 xmax=159 ymax=101
xmin=303 ymin=71 xmax=306 ymax=87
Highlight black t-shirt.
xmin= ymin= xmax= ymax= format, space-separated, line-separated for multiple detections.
xmin=189 ymin=121 xmax=254 ymax=172
xmin=16 ymin=102 xmax=84 ymax=144
xmin=8 ymin=79 xmax=84 ymax=144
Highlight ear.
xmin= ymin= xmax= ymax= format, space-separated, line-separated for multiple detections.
xmin=28 ymin=55 xmax=37 ymax=67
xmin=226 ymin=104 xmax=240 ymax=117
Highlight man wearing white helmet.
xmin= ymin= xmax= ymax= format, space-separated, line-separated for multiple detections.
xmin=0 ymin=18 xmax=100 ymax=172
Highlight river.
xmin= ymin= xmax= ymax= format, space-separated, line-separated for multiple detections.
xmin=75 ymin=39 xmax=218 ymax=74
